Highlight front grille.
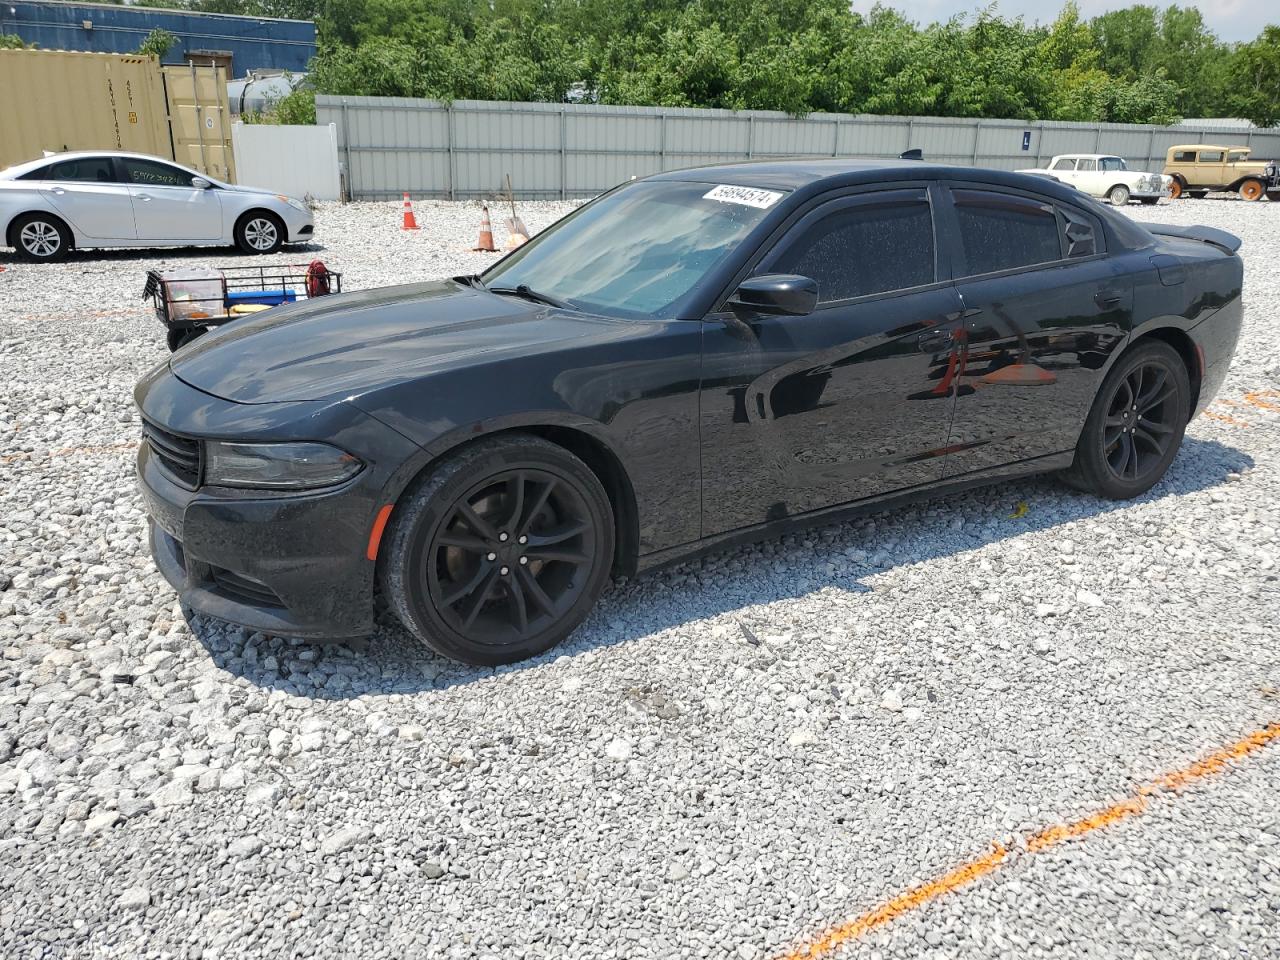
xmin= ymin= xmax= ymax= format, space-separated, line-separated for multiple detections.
xmin=209 ymin=566 xmax=284 ymax=608
xmin=142 ymin=420 xmax=201 ymax=488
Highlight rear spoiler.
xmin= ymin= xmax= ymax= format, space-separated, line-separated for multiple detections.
xmin=1137 ymin=222 xmax=1242 ymax=255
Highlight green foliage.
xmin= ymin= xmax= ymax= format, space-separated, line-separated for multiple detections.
xmin=103 ymin=0 xmax=1278 ymax=125
xmin=1230 ymin=27 xmax=1280 ymax=127
xmin=134 ymin=28 xmax=178 ymax=58
xmin=242 ymin=85 xmax=318 ymax=125
xmin=0 ymin=33 xmax=35 ymax=49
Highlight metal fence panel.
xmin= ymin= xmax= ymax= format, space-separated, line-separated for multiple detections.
xmin=317 ymin=95 xmax=1279 ymax=201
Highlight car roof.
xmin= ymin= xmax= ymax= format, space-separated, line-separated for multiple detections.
xmin=1168 ymin=144 xmax=1250 ymax=151
xmin=1053 ymin=153 xmax=1120 ymax=159
xmin=647 ymin=157 xmax=1087 ymax=200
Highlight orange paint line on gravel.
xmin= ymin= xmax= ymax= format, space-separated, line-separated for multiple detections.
xmin=1203 ymin=410 xmax=1251 ymax=427
xmin=776 ymin=723 xmax=1280 ymax=960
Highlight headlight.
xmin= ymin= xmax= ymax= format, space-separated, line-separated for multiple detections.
xmin=277 ymin=195 xmax=309 ymax=213
xmin=204 ymin=441 xmax=362 ymax=489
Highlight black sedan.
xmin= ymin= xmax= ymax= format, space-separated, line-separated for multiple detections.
xmin=135 ymin=159 xmax=1243 ymax=665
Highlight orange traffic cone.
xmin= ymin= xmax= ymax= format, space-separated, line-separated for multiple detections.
xmin=401 ymin=193 xmax=419 ymax=231
xmin=473 ymin=205 xmax=496 ymax=252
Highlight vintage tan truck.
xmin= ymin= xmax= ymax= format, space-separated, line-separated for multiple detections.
xmin=1163 ymin=144 xmax=1280 ymax=201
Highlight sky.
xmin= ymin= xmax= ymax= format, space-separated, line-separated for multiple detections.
xmin=851 ymin=0 xmax=1261 ymax=43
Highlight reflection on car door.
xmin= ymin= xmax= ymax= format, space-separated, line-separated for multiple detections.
xmin=938 ymin=185 xmax=1129 ymax=478
xmin=699 ymin=187 xmax=965 ymax=537
xmin=37 ymin=156 xmax=137 ymax=240
xmin=119 ymin=158 xmax=223 ymax=242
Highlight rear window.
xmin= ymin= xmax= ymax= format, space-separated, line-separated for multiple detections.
xmin=19 ymin=157 xmax=116 ymax=183
xmin=952 ymin=190 xmax=1063 ymax=276
xmin=1050 ymin=158 xmax=1075 ymax=171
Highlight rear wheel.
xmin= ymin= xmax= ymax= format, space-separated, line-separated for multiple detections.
xmin=234 ymin=211 xmax=284 ymax=254
xmin=1168 ymin=178 xmax=1184 ymax=200
xmin=1061 ymin=340 xmax=1189 ymax=500
xmin=1106 ymin=184 xmax=1131 ymax=206
xmin=380 ymin=435 xmax=615 ymax=666
xmin=1239 ymin=179 xmax=1265 ymax=202
xmin=11 ymin=213 xmax=71 ymax=262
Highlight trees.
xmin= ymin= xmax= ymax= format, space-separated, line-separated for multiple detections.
xmin=108 ymin=0 xmax=1274 ymax=124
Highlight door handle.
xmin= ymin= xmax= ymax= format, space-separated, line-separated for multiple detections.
xmin=1094 ymin=289 xmax=1123 ymax=307
xmin=52 ymin=187 xmax=66 ymax=195
xmin=917 ymin=329 xmax=955 ymax=352
xmin=137 ymin=194 xmax=152 ymax=202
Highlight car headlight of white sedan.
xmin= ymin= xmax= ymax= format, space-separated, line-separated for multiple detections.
xmin=277 ymin=195 xmax=310 ymax=214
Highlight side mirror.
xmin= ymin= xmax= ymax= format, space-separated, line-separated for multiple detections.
xmin=727 ymin=274 xmax=818 ymax=317
xmin=191 ymin=177 xmax=212 ymax=190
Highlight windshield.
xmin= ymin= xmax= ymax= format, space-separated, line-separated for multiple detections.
xmin=1100 ymin=157 xmax=1127 ymax=172
xmin=1229 ymin=150 xmax=1250 ymax=162
xmin=482 ymin=180 xmax=786 ymax=318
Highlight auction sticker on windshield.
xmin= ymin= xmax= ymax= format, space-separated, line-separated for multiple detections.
xmin=703 ymin=184 xmax=785 ymax=208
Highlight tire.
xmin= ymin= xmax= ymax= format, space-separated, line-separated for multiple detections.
xmin=1268 ymin=190 xmax=1280 ymax=202
xmin=1239 ymin=179 xmax=1265 ymax=202
xmin=1139 ymin=197 xmax=1159 ymax=205
xmin=166 ymin=327 xmax=204 ymax=352
xmin=1106 ymin=184 xmax=1131 ymax=206
xmin=11 ymin=212 xmax=71 ymax=262
xmin=379 ymin=434 xmax=615 ymax=666
xmin=1189 ymin=190 xmax=1209 ymax=199
xmin=1168 ymin=178 xmax=1184 ymax=200
xmin=234 ymin=211 xmax=285 ymax=254
xmin=1061 ymin=339 xmax=1190 ymax=500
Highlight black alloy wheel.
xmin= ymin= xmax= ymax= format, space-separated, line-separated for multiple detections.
xmin=1102 ymin=361 xmax=1180 ymax=481
xmin=381 ymin=435 xmax=614 ymax=665
xmin=1061 ymin=339 xmax=1189 ymax=499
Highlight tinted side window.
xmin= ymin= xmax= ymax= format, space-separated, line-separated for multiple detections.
xmin=768 ymin=196 xmax=935 ymax=303
xmin=952 ymin=190 xmax=1062 ymax=276
xmin=1199 ymin=150 xmax=1223 ymax=163
xmin=16 ymin=165 xmax=52 ymax=181
xmin=121 ymin=159 xmax=194 ymax=187
xmin=40 ymin=157 xmax=117 ymax=183
xmin=1172 ymin=151 xmax=1196 ymax=163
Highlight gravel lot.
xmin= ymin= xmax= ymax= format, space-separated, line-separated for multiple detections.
xmin=1 ymin=195 xmax=1278 ymax=960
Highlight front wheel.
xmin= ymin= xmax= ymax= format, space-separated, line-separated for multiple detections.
xmin=1139 ymin=197 xmax=1159 ymax=206
xmin=1239 ymin=179 xmax=1265 ymax=202
xmin=379 ymin=435 xmax=615 ymax=666
xmin=1268 ymin=190 xmax=1280 ymax=202
xmin=1061 ymin=340 xmax=1189 ymax=500
xmin=234 ymin=212 xmax=285 ymax=254
xmin=1107 ymin=184 xmax=1131 ymax=206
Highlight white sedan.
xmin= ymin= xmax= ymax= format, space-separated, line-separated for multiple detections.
xmin=0 ymin=151 xmax=314 ymax=262
xmin=1017 ymin=154 xmax=1172 ymax=206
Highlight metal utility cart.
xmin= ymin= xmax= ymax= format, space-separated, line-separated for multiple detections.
xmin=143 ymin=261 xmax=342 ymax=351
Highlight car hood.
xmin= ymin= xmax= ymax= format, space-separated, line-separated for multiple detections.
xmin=169 ymin=280 xmax=625 ymax=404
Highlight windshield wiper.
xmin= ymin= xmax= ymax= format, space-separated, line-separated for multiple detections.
xmin=453 ymin=274 xmax=486 ymax=289
xmin=487 ymin=284 xmax=572 ymax=310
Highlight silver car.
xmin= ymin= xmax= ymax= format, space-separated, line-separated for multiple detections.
xmin=0 ymin=151 xmax=314 ymax=262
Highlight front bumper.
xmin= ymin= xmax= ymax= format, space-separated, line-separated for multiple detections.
xmin=134 ymin=369 xmax=420 ymax=639
xmin=139 ymin=443 xmax=374 ymax=638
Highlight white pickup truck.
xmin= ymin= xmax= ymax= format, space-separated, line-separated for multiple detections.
xmin=1017 ymin=154 xmax=1172 ymax=206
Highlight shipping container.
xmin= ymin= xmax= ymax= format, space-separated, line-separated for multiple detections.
xmin=0 ymin=48 xmax=234 ymax=181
